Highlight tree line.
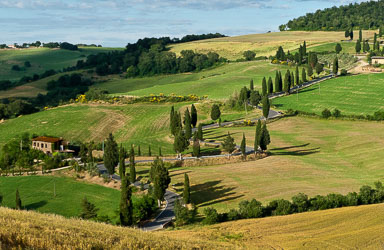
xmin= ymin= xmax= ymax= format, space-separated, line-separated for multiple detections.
xmin=280 ymin=1 xmax=384 ymax=31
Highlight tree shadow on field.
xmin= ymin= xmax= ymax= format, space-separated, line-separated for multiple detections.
xmin=25 ymin=200 xmax=47 ymax=210
xmin=297 ymin=88 xmax=317 ymax=94
xmin=170 ymin=170 xmax=192 ymax=178
xmin=190 ymin=180 xmax=244 ymax=207
xmin=270 ymin=143 xmax=320 ymax=156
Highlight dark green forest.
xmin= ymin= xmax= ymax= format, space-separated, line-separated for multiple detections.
xmin=280 ymin=0 xmax=384 ymax=31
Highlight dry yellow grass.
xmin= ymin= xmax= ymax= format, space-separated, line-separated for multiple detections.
xmin=170 ymin=31 xmax=377 ymax=60
xmin=1 ymin=204 xmax=384 ymax=249
xmin=163 ymin=203 xmax=384 ymax=249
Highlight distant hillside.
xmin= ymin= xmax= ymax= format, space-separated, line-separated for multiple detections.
xmin=281 ymin=0 xmax=384 ymax=31
xmin=1 ymin=204 xmax=384 ymax=248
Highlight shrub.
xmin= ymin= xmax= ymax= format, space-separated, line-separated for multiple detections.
xmin=292 ymin=193 xmax=309 ymax=213
xmin=227 ymin=209 xmax=241 ymax=221
xmin=321 ymin=108 xmax=332 ymax=119
xmin=340 ymin=69 xmax=348 ymax=76
xmin=238 ymin=199 xmax=264 ymax=218
xmin=332 ymin=109 xmax=341 ymax=118
xmin=202 ymin=207 xmax=219 ymax=225
xmin=11 ymin=65 xmax=21 ymax=71
xmin=174 ymin=200 xmax=196 ymax=226
xmin=133 ymin=195 xmax=158 ymax=223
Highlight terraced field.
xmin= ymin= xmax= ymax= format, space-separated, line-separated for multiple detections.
xmin=273 ymin=73 xmax=384 ymax=116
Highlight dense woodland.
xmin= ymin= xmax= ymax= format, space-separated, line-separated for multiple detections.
xmin=280 ymin=0 xmax=384 ymax=31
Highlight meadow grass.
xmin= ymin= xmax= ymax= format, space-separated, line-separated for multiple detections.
xmin=273 ymin=73 xmax=384 ymax=115
xmin=0 ymin=175 xmax=126 ymax=219
xmin=307 ymin=41 xmax=357 ymax=54
xmin=96 ymin=61 xmax=297 ymax=100
xmin=169 ymin=30 xmax=376 ymax=60
xmin=0 ymin=47 xmax=122 ymax=81
xmin=136 ymin=116 xmax=384 ymax=212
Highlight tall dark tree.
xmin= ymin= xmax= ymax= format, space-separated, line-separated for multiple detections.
xmin=158 ymin=147 xmax=162 ymax=157
xmin=210 ymin=104 xmax=221 ymax=122
xmin=267 ymin=77 xmax=273 ymax=94
xmin=190 ymin=104 xmax=198 ymax=128
xmin=119 ymin=176 xmax=133 ymax=226
xmin=295 ymin=66 xmax=300 ymax=85
xmin=254 ymin=120 xmax=262 ymax=153
xmin=183 ymin=173 xmax=191 ymax=204
xmin=302 ymin=68 xmax=307 ymax=82
xmin=303 ymin=41 xmax=307 ymax=55
xmin=184 ymin=108 xmax=192 ymax=139
xmin=148 ymin=145 xmax=152 ymax=156
xmin=221 ymin=132 xmax=236 ymax=158
xmin=283 ymin=70 xmax=290 ymax=92
xmin=333 ymin=57 xmax=339 ymax=74
xmin=129 ymin=146 xmax=136 ymax=183
xmin=150 ymin=158 xmax=171 ymax=204
xmin=250 ymin=90 xmax=261 ymax=106
xmin=335 ymin=43 xmax=342 ymax=54
xmin=104 ymin=133 xmax=119 ymax=176
xmin=275 ymin=71 xmax=280 ymax=92
xmin=374 ymin=33 xmax=377 ymax=47
xmin=240 ymin=133 xmax=246 ymax=158
xmin=307 ymin=64 xmax=313 ymax=78
xmin=250 ymin=79 xmax=254 ymax=90
xmin=138 ymin=145 xmax=141 ymax=156
xmin=80 ymin=197 xmax=98 ymax=220
xmin=174 ymin=130 xmax=189 ymax=159
xmin=170 ymin=106 xmax=175 ymax=135
xmin=290 ymin=72 xmax=295 ymax=86
xmin=262 ymin=77 xmax=267 ymax=96
xmin=197 ymin=123 xmax=203 ymax=140
xmin=259 ymin=123 xmax=271 ymax=152
xmin=262 ymin=96 xmax=270 ymax=119
xmin=119 ymin=146 xmax=126 ymax=178
xmin=359 ymin=29 xmax=363 ymax=41
xmin=350 ymin=29 xmax=354 ymax=40
xmin=278 ymin=71 xmax=283 ymax=91
xmin=16 ymin=189 xmax=21 ymax=210
xmin=315 ymin=63 xmax=323 ymax=75
xmin=355 ymin=40 xmax=362 ymax=53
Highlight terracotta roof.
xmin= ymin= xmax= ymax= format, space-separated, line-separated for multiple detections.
xmin=32 ymin=136 xmax=61 ymax=143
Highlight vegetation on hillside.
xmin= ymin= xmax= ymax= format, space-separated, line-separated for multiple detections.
xmin=280 ymin=0 xmax=384 ymax=31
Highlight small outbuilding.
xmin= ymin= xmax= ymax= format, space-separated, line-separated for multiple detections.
xmin=371 ymin=56 xmax=384 ymax=65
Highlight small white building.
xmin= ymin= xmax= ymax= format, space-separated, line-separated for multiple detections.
xmin=371 ymin=56 xmax=384 ymax=65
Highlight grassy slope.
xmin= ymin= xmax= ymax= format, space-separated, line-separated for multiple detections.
xmin=169 ymin=31 xmax=375 ymax=60
xmin=1 ymin=204 xmax=383 ymax=248
xmin=0 ymin=176 xmax=127 ymax=219
xmin=273 ymin=73 xmax=384 ymax=115
xmin=0 ymin=47 xmax=122 ymax=81
xmin=96 ymin=61 xmax=296 ymax=100
xmin=137 ymin=116 xmax=384 ymax=212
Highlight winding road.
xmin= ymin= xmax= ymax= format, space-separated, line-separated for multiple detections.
xmin=95 ymin=74 xmax=336 ymax=231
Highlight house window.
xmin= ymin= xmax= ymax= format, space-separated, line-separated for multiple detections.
xmin=33 ymin=142 xmax=36 ymax=146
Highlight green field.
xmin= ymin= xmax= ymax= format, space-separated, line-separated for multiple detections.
xmin=0 ymin=176 xmax=126 ymax=218
xmin=95 ymin=61 xmax=296 ymax=100
xmin=307 ymin=41 xmax=357 ymax=54
xmin=135 ymin=116 xmax=384 ymax=212
xmin=273 ymin=73 xmax=384 ymax=116
xmin=0 ymin=47 xmax=122 ymax=81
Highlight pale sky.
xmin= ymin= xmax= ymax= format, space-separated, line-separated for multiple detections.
xmin=0 ymin=0 xmax=367 ymax=47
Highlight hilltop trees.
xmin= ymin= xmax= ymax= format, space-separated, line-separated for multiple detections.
xmin=150 ymin=158 xmax=171 ymax=205
xmin=120 ymin=176 xmax=133 ymax=226
xmin=104 ymin=133 xmax=119 ymax=176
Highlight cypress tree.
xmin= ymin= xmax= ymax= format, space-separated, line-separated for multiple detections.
xmin=290 ymin=72 xmax=295 ymax=87
xmin=333 ymin=57 xmax=339 ymax=75
xmin=210 ymin=104 xmax=221 ymax=122
xmin=159 ymin=147 xmax=162 ymax=157
xmin=275 ymin=71 xmax=280 ymax=92
xmin=267 ymin=77 xmax=273 ymax=94
xmin=104 ymin=133 xmax=119 ymax=176
xmin=170 ymin=106 xmax=175 ymax=135
xmin=120 ymin=176 xmax=133 ymax=226
xmin=150 ymin=158 xmax=171 ymax=204
xmin=374 ymin=33 xmax=377 ymax=47
xmin=174 ymin=130 xmax=189 ymax=159
xmin=261 ymin=77 xmax=267 ymax=96
xmin=303 ymin=41 xmax=307 ymax=55
xmin=148 ymin=145 xmax=151 ymax=156
xmin=190 ymin=104 xmax=198 ymax=128
xmin=366 ymin=41 xmax=370 ymax=52
xmin=307 ymin=64 xmax=313 ymax=78
xmin=250 ymin=79 xmax=254 ymax=90
xmin=221 ymin=132 xmax=236 ymax=158
xmin=184 ymin=108 xmax=192 ymax=139
xmin=359 ymin=29 xmax=363 ymax=41
xmin=240 ymin=133 xmax=246 ymax=158
xmin=262 ymin=96 xmax=270 ymax=119
xmin=350 ymin=29 xmax=354 ymax=40
xmin=119 ymin=146 xmax=126 ymax=178
xmin=315 ymin=63 xmax=323 ymax=75
xmin=302 ymin=68 xmax=307 ymax=82
xmin=283 ymin=71 xmax=290 ymax=92
xmin=335 ymin=43 xmax=342 ymax=54
xmin=197 ymin=123 xmax=203 ymax=140
xmin=129 ymin=146 xmax=136 ymax=183
xmin=138 ymin=145 xmax=141 ymax=156
xmin=356 ymin=40 xmax=361 ymax=53
xmin=254 ymin=120 xmax=262 ymax=153
xmin=16 ymin=189 xmax=21 ymax=210
xmin=295 ymin=66 xmax=300 ymax=85
xmin=192 ymin=134 xmax=200 ymax=157
xmin=259 ymin=122 xmax=271 ymax=152
xmin=183 ymin=173 xmax=191 ymax=204
xmin=278 ymin=71 xmax=283 ymax=91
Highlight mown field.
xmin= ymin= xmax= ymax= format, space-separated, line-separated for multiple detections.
xmin=0 ymin=176 xmax=125 ymax=219
xmin=96 ymin=61 xmax=296 ymax=100
xmin=1 ymin=203 xmax=383 ymax=249
xmin=0 ymin=47 xmax=122 ymax=81
xmin=273 ymin=73 xmax=384 ymax=116
xmin=169 ymin=30 xmax=375 ymax=60
xmin=136 ymin=116 xmax=384 ymax=212
xmin=307 ymin=41 xmax=357 ymax=54
xmin=0 ymin=102 xmax=262 ymax=154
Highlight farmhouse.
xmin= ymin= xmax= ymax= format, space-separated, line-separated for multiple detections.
xmin=371 ymin=56 xmax=384 ymax=65
xmin=32 ymin=136 xmax=72 ymax=154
